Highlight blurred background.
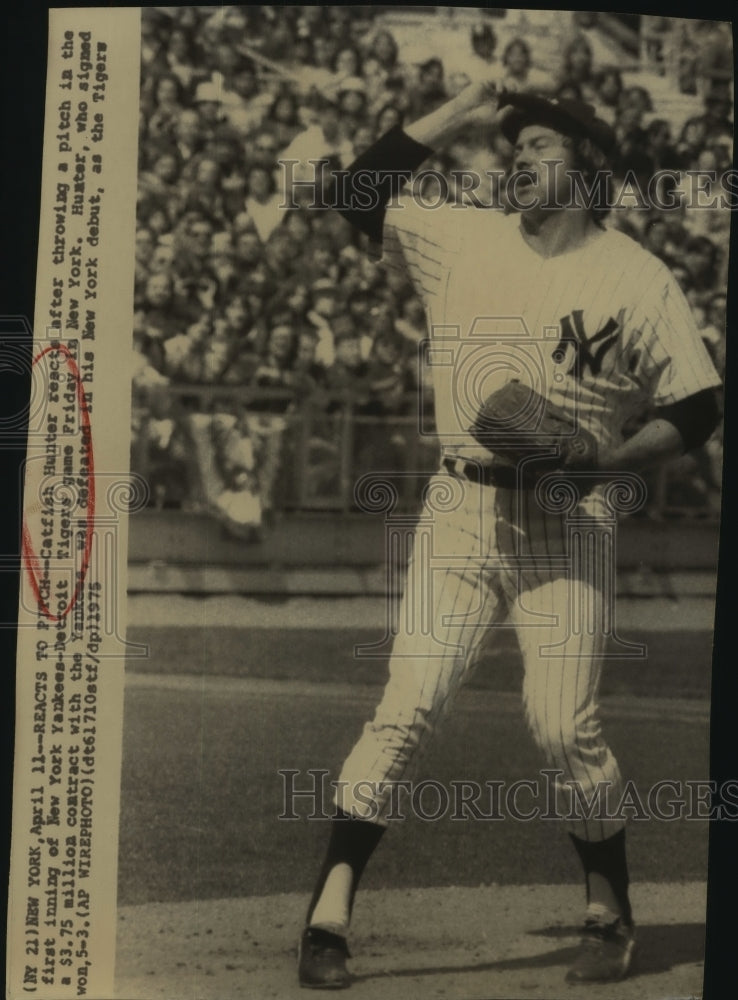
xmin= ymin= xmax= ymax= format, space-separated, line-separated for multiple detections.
xmin=130 ymin=7 xmax=731 ymax=550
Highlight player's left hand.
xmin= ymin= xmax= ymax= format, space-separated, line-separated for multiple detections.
xmin=468 ymin=380 xmax=600 ymax=488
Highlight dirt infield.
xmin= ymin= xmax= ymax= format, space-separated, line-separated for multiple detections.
xmin=115 ymin=881 xmax=705 ymax=999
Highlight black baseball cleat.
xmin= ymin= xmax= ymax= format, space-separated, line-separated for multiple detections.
xmin=298 ymin=926 xmax=351 ymax=989
xmin=565 ymin=915 xmax=636 ymax=983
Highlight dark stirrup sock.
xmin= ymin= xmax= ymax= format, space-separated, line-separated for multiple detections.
xmin=306 ymin=808 xmax=386 ymax=928
xmin=569 ymin=828 xmax=633 ymax=925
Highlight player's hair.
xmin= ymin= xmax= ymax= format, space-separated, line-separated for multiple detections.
xmin=563 ymin=134 xmax=612 ymax=225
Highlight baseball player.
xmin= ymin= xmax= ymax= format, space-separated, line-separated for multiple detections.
xmin=297 ymin=78 xmax=722 ymax=988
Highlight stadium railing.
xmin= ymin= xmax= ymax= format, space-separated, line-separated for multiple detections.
xmin=131 ymin=385 xmax=720 ymax=520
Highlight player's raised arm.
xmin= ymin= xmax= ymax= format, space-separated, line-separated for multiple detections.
xmin=332 ymin=72 xmax=509 ymax=241
xmin=404 ymin=72 xmax=508 ymax=147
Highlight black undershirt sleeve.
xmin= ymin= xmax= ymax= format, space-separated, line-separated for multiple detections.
xmin=331 ymin=125 xmax=434 ymax=242
xmin=654 ymin=387 xmax=721 ymax=452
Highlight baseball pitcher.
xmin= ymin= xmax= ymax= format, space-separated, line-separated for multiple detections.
xmin=297 ymin=76 xmax=722 ymax=988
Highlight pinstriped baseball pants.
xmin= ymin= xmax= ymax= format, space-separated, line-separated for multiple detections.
xmin=335 ymin=469 xmax=625 ymax=842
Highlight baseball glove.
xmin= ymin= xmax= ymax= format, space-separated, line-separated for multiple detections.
xmin=468 ymin=380 xmax=598 ymax=482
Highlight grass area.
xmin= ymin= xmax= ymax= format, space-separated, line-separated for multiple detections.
xmin=125 ymin=625 xmax=714 ymax=699
xmin=118 ymin=680 xmax=709 ymax=907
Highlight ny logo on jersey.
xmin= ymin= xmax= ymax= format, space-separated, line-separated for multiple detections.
xmin=552 ymin=309 xmax=624 ymax=380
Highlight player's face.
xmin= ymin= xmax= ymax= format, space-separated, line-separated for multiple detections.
xmin=511 ymin=126 xmax=576 ymax=210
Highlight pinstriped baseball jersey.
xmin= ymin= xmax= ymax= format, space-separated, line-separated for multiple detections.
xmin=333 ymin=194 xmax=721 ymax=841
xmin=382 ymin=199 xmax=722 ymax=459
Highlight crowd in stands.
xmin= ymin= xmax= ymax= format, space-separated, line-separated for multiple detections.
xmin=131 ymin=7 xmax=731 ymax=527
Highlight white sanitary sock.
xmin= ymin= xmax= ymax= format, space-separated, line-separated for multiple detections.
xmin=309 ymin=862 xmax=353 ymax=936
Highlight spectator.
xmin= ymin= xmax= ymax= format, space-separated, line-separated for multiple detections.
xmin=192 ymin=81 xmax=225 ymax=140
xmin=219 ymin=63 xmax=273 ymax=138
xmin=268 ymin=89 xmax=304 ymax=148
xmin=199 ymin=322 xmax=240 ymax=385
xmin=409 ymin=58 xmax=448 ymax=119
xmin=645 ymin=118 xmax=677 ymax=171
xmin=641 ymin=218 xmax=676 ymax=268
xmin=282 ymin=208 xmax=313 ymax=246
xmin=709 ymin=128 xmax=733 ymax=172
xmin=351 ymin=123 xmax=376 ymax=157
xmin=233 ymin=223 xmax=264 ymax=267
xmin=161 ymin=314 xmax=214 ymax=382
xmin=164 ymin=26 xmax=202 ymax=91
xmin=142 ymin=144 xmax=182 ymax=185
xmin=337 ymin=78 xmax=369 ymax=134
xmin=138 ymin=271 xmax=191 ymax=351
xmin=669 ymin=262 xmax=694 ymax=297
xmin=366 ymin=331 xmax=414 ymax=415
xmin=250 ymin=130 xmax=283 ymax=172
xmin=134 ymin=227 xmax=155 ymax=290
xmin=692 ymin=19 xmax=734 ymax=96
xmin=560 ymin=34 xmax=596 ymax=102
xmin=254 ymin=322 xmax=296 ymax=389
xmin=208 ymin=244 xmax=240 ymax=301
xmin=281 ymin=282 xmax=311 ymax=321
xmin=593 ymin=66 xmax=623 ymax=112
xmin=244 ymin=164 xmax=285 ymax=243
xmin=375 ymin=102 xmax=404 ymax=136
xmin=313 ymin=35 xmax=340 ymax=72
xmin=219 ymin=302 xmax=262 ymax=386
xmin=139 ymin=9 xmax=169 ymax=74
xmin=700 ymin=83 xmax=734 ymax=139
xmin=471 ymin=22 xmax=497 ymax=63
xmin=315 ymin=224 xmax=348 ymax=275
xmin=395 ymin=294 xmax=427 ymax=348
xmin=182 ymin=157 xmax=227 ymax=225
xmin=172 ymin=108 xmax=206 ymax=162
xmin=137 ymin=388 xmax=190 ymax=509
xmin=173 ymin=211 xmax=214 ymax=271
xmin=264 ymin=228 xmax=302 ymax=275
xmin=149 ymin=239 xmax=176 ymax=273
xmin=675 ymin=116 xmax=709 ymax=168
xmin=611 ymin=102 xmax=654 ymax=186
xmin=326 ymin=7 xmax=356 ymax=45
xmin=683 ymin=234 xmax=719 ymax=293
xmin=210 ymin=412 xmax=263 ymax=538
xmin=291 ymin=329 xmax=329 ymax=394
xmin=307 ymin=278 xmax=340 ymax=367
xmin=326 ymin=328 xmax=370 ymax=398
xmin=332 ymin=44 xmax=363 ymax=80
xmin=147 ymin=73 xmax=186 ymax=142
xmin=291 ymin=30 xmax=315 ymax=69
xmin=501 ymin=38 xmax=533 ymax=90
xmin=367 ymin=29 xmax=400 ymax=75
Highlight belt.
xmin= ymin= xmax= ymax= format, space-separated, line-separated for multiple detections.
xmin=442 ymin=456 xmax=522 ymax=490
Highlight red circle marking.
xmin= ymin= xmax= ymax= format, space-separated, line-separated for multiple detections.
xmin=22 ymin=343 xmax=96 ymax=622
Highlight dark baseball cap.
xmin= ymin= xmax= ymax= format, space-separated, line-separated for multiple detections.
xmin=498 ymin=91 xmax=616 ymax=155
